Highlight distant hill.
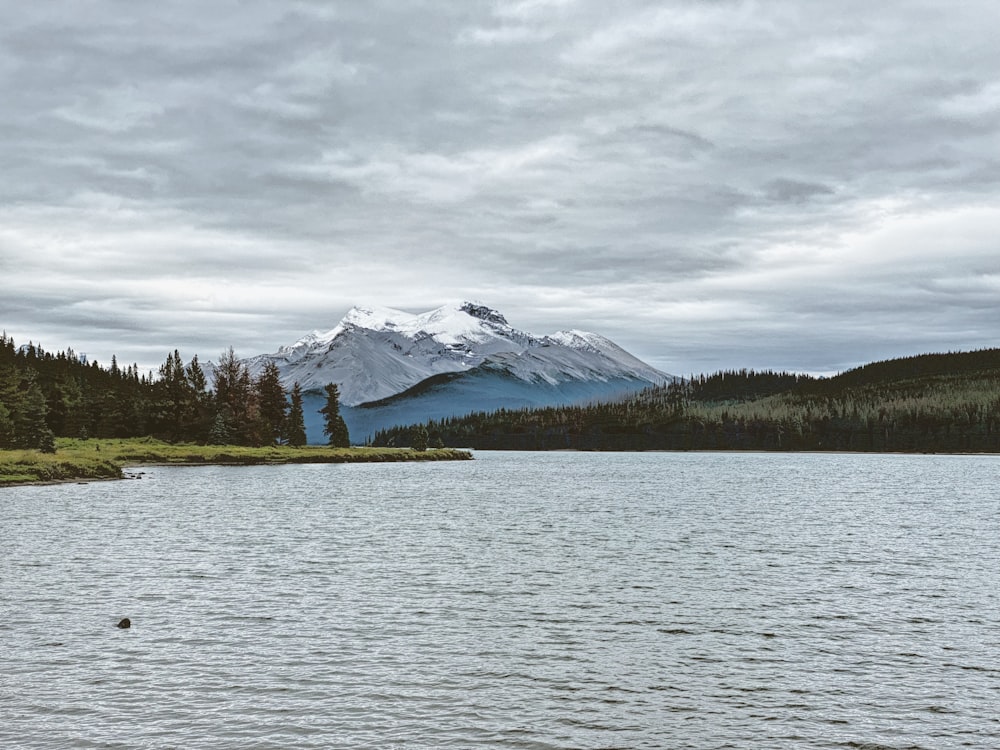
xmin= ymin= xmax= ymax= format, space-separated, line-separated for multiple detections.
xmin=372 ymin=348 xmax=1000 ymax=453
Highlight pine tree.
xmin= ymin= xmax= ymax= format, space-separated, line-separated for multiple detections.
xmin=256 ymin=362 xmax=287 ymax=444
xmin=319 ymin=383 xmax=350 ymax=447
xmin=213 ymin=347 xmax=241 ymax=406
xmin=212 ymin=347 xmax=258 ymax=444
xmin=209 ymin=409 xmax=234 ymax=445
xmin=0 ymin=400 xmax=14 ymax=449
xmin=285 ymin=383 xmax=307 ymax=447
xmin=156 ymin=349 xmax=194 ymax=441
xmin=411 ymin=424 xmax=429 ymax=452
xmin=15 ymin=371 xmax=56 ymax=451
xmin=185 ymin=355 xmax=213 ymax=443
xmin=54 ymin=376 xmax=84 ymax=438
xmin=236 ymin=363 xmax=261 ymax=444
xmin=186 ymin=354 xmax=208 ymax=394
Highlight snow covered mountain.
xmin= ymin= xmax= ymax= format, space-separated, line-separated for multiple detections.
xmin=244 ymin=301 xmax=672 ymax=442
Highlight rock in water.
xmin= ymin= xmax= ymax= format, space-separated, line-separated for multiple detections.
xmin=117 ymin=618 xmax=131 ymax=629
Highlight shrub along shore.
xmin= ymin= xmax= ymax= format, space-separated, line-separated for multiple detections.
xmin=0 ymin=437 xmax=473 ymax=487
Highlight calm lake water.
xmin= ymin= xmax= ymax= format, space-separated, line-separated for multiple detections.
xmin=2 ymin=452 xmax=999 ymax=749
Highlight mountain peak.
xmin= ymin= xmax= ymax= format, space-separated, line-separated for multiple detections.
xmin=458 ymin=302 xmax=508 ymax=327
xmin=250 ymin=302 xmax=671 ymax=412
xmin=342 ymin=304 xmax=413 ymax=331
xmin=339 ymin=301 xmax=509 ymax=333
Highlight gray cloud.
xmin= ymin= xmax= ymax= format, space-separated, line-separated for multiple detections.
xmin=2 ymin=0 xmax=999 ymax=377
xmin=763 ymin=179 xmax=835 ymax=204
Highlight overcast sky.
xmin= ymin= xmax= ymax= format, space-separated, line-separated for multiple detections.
xmin=2 ymin=0 xmax=999 ymax=377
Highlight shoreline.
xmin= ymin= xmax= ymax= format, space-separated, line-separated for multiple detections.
xmin=0 ymin=440 xmax=474 ymax=488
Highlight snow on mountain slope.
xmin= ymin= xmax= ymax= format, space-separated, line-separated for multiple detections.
xmin=547 ymin=330 xmax=660 ymax=376
xmin=246 ymin=301 xmax=672 ymax=408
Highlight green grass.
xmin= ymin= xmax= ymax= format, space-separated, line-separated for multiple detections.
xmin=0 ymin=447 xmax=123 ymax=485
xmin=0 ymin=437 xmax=472 ymax=486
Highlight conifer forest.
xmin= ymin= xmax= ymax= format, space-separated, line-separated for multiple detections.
xmin=4 ymin=332 xmax=1000 ymax=454
xmin=0 ymin=335 xmax=345 ymax=450
xmin=374 ymin=349 xmax=1000 ymax=453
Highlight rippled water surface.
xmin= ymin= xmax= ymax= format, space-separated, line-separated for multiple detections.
xmin=3 ymin=452 xmax=1000 ymax=749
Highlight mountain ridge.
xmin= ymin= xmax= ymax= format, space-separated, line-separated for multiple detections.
xmin=242 ymin=301 xmax=672 ymax=441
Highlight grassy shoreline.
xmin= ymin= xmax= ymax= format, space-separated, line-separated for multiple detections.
xmin=0 ymin=437 xmax=473 ymax=487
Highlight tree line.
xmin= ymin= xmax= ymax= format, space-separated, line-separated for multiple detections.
xmin=0 ymin=334 xmax=348 ymax=450
xmin=373 ymin=350 xmax=1000 ymax=453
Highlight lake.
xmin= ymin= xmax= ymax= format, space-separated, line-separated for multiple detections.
xmin=2 ymin=451 xmax=999 ymax=749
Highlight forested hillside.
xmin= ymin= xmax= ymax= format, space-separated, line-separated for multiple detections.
xmin=373 ymin=349 xmax=1000 ymax=453
xmin=0 ymin=335 xmax=341 ymax=450
xmin=7 ymin=332 xmax=999 ymax=454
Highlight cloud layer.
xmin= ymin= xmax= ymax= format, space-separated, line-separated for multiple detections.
xmin=3 ymin=0 xmax=999 ymax=375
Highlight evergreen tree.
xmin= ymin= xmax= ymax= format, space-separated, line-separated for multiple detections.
xmin=212 ymin=347 xmax=259 ymax=444
xmin=236 ymin=364 xmax=262 ymax=444
xmin=411 ymin=424 xmax=429 ymax=452
xmin=0 ymin=400 xmax=14 ymax=449
xmin=15 ymin=371 xmax=56 ymax=451
xmin=212 ymin=347 xmax=242 ymax=432
xmin=94 ymin=390 xmax=128 ymax=439
xmin=208 ymin=408 xmax=234 ymax=444
xmin=256 ymin=362 xmax=287 ymax=444
xmin=319 ymin=383 xmax=350 ymax=447
xmin=37 ymin=426 xmax=56 ymax=453
xmin=285 ymin=383 xmax=307 ymax=447
xmin=0 ymin=364 xmax=20 ymax=421
xmin=185 ymin=355 xmax=213 ymax=442
xmin=53 ymin=376 xmax=84 ymax=438
xmin=186 ymin=354 xmax=208 ymax=394
xmin=156 ymin=349 xmax=194 ymax=441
